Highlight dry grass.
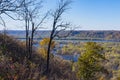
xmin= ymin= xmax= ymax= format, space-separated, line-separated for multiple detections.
xmin=0 ymin=33 xmax=75 ymax=80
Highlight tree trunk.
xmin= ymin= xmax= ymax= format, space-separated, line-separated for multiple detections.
xmin=46 ymin=35 xmax=53 ymax=74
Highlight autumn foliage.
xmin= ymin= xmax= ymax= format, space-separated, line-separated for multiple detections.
xmin=38 ymin=38 xmax=55 ymax=59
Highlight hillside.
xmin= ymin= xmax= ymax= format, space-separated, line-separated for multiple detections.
xmin=1 ymin=33 xmax=120 ymax=80
xmin=1 ymin=30 xmax=120 ymax=41
xmin=71 ymin=30 xmax=120 ymax=40
xmin=0 ymin=33 xmax=75 ymax=80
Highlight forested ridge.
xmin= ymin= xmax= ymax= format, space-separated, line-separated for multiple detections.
xmin=3 ymin=30 xmax=120 ymax=40
xmin=71 ymin=30 xmax=120 ymax=40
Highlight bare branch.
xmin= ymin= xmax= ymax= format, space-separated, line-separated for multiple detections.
xmin=46 ymin=0 xmax=72 ymax=74
xmin=0 ymin=16 xmax=6 ymax=27
xmin=4 ymin=12 xmax=23 ymax=20
xmin=35 ymin=12 xmax=49 ymax=30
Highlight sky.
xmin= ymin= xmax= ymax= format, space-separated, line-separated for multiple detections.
xmin=71 ymin=0 xmax=120 ymax=30
xmin=1 ymin=0 xmax=120 ymax=30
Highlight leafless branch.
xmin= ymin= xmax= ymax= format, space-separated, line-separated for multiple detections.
xmin=46 ymin=0 xmax=72 ymax=74
xmin=35 ymin=12 xmax=49 ymax=30
xmin=0 ymin=16 xmax=6 ymax=27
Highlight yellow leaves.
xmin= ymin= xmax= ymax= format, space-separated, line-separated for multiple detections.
xmin=40 ymin=38 xmax=55 ymax=49
xmin=38 ymin=38 xmax=55 ymax=59
xmin=40 ymin=38 xmax=49 ymax=47
xmin=99 ymin=76 xmax=105 ymax=80
xmin=38 ymin=48 xmax=47 ymax=59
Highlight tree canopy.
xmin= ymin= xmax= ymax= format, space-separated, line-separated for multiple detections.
xmin=77 ymin=42 xmax=106 ymax=80
xmin=38 ymin=38 xmax=55 ymax=59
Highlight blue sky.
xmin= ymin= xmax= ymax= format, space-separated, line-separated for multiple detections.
xmin=1 ymin=0 xmax=120 ymax=30
xmin=72 ymin=0 xmax=120 ymax=30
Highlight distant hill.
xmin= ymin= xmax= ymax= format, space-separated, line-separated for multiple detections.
xmin=1 ymin=30 xmax=120 ymax=41
xmin=71 ymin=30 xmax=120 ymax=40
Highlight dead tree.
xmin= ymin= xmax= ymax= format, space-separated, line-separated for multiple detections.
xmin=19 ymin=0 xmax=48 ymax=59
xmin=0 ymin=0 xmax=25 ymax=27
xmin=46 ymin=0 xmax=72 ymax=74
xmin=0 ymin=0 xmax=24 ymax=14
xmin=0 ymin=0 xmax=25 ymax=55
xmin=0 ymin=0 xmax=25 ymax=31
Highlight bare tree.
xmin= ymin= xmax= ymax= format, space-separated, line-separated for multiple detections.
xmin=46 ymin=0 xmax=72 ymax=74
xmin=0 ymin=0 xmax=25 ymax=25
xmin=0 ymin=0 xmax=25 ymax=55
xmin=0 ymin=0 xmax=24 ymax=14
xmin=19 ymin=0 xmax=48 ymax=59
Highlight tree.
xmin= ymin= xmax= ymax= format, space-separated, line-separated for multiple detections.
xmin=77 ymin=42 xmax=106 ymax=80
xmin=38 ymin=38 xmax=55 ymax=59
xmin=0 ymin=0 xmax=25 ymax=14
xmin=0 ymin=0 xmax=25 ymax=55
xmin=18 ymin=0 xmax=48 ymax=59
xmin=46 ymin=0 xmax=72 ymax=74
xmin=0 ymin=0 xmax=25 ymax=29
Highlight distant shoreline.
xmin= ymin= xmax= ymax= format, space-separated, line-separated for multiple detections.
xmin=1 ymin=30 xmax=120 ymax=42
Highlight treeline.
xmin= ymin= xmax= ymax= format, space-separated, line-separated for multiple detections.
xmin=4 ymin=30 xmax=120 ymax=41
xmin=71 ymin=30 xmax=120 ymax=40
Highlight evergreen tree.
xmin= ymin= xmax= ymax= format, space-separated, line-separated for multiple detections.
xmin=77 ymin=42 xmax=105 ymax=80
